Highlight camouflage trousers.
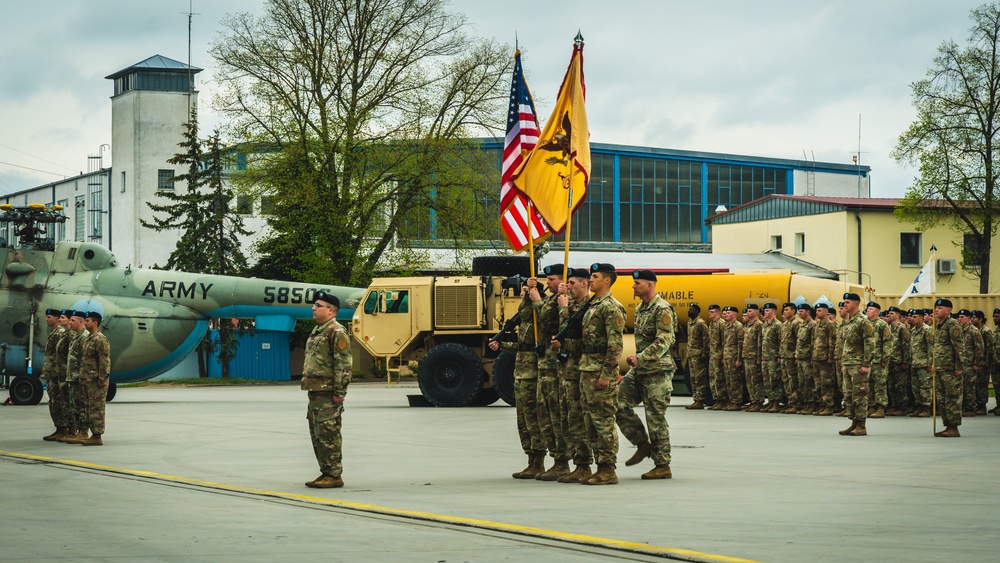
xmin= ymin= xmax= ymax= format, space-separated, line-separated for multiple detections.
xmin=688 ymin=356 xmax=708 ymax=402
xmin=780 ymin=358 xmax=799 ymax=406
xmin=306 ymin=391 xmax=345 ymax=477
xmin=66 ymin=378 xmax=88 ymax=432
xmin=80 ymin=376 xmax=109 ymax=434
xmin=934 ymin=369 xmax=963 ymax=427
xmin=962 ymin=368 xmax=978 ymax=412
xmin=910 ymin=367 xmax=932 ymax=407
xmin=579 ymin=371 xmax=619 ymax=467
xmin=709 ymin=355 xmax=727 ymax=404
xmin=744 ymin=361 xmax=763 ymax=404
xmin=616 ymin=370 xmax=672 ymax=466
xmin=536 ymin=370 xmax=567 ymax=462
xmin=977 ymin=367 xmax=991 ymax=408
xmin=811 ymin=361 xmax=836 ymax=408
xmin=888 ymin=363 xmax=912 ymax=410
xmin=558 ymin=370 xmax=593 ymax=465
xmin=514 ymin=378 xmax=545 ymax=456
xmin=723 ymin=359 xmax=744 ymax=406
xmin=868 ymin=363 xmax=888 ymax=408
xmin=761 ymin=358 xmax=782 ymax=402
xmin=45 ymin=376 xmax=67 ymax=428
xmin=842 ymin=365 xmax=869 ymax=421
xmin=834 ymin=360 xmax=844 ymax=407
xmin=797 ymin=359 xmax=815 ymax=405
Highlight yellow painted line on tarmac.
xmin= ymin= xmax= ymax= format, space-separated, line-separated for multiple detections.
xmin=1 ymin=449 xmax=760 ymax=563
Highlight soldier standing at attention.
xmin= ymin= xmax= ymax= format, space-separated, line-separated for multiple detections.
xmin=865 ymin=302 xmax=891 ymax=419
xmin=532 ymin=264 xmax=570 ymax=481
xmin=721 ymin=306 xmax=745 ymax=411
xmin=885 ymin=306 xmax=912 ymax=416
xmin=579 ymin=263 xmax=625 ymax=485
xmin=741 ymin=304 xmax=764 ymax=412
xmin=41 ymin=309 xmax=68 ymax=441
xmin=616 ymin=270 xmax=675 ymax=480
xmin=794 ymin=304 xmax=816 ymax=414
xmin=956 ymin=309 xmax=983 ymax=418
xmin=707 ymin=305 xmax=728 ymax=410
xmin=77 ymin=312 xmax=111 ymax=446
xmin=778 ymin=303 xmax=801 ymax=413
xmin=972 ymin=311 xmax=992 ymax=415
xmin=811 ymin=303 xmax=837 ymax=416
xmin=834 ymin=302 xmax=848 ymax=415
xmin=906 ymin=309 xmax=933 ymax=418
xmin=839 ymin=293 xmax=875 ymax=436
xmin=552 ymin=268 xmax=594 ymax=483
xmin=685 ymin=304 xmax=709 ymax=410
xmin=63 ymin=311 xmax=91 ymax=444
xmin=301 ymin=292 xmax=352 ymax=488
xmin=932 ymin=299 xmax=966 ymax=437
xmin=54 ymin=311 xmax=76 ymax=443
xmin=760 ymin=303 xmax=782 ymax=412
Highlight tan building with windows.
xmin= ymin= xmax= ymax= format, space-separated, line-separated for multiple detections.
xmin=707 ymin=195 xmax=1000 ymax=297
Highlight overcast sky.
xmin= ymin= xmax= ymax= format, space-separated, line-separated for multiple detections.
xmin=0 ymin=0 xmax=988 ymax=197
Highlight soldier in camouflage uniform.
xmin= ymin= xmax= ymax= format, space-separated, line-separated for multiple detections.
xmin=62 ymin=311 xmax=91 ymax=444
xmin=721 ymin=306 xmax=745 ymax=411
xmin=75 ymin=312 xmax=111 ymax=446
xmin=795 ymin=304 xmax=816 ymax=414
xmin=864 ymin=302 xmax=891 ymax=418
xmin=957 ymin=309 xmax=983 ymax=417
xmin=301 ymin=292 xmax=353 ymax=488
xmin=932 ymin=299 xmax=966 ymax=437
xmin=993 ymin=308 xmax=1000 ymax=414
xmin=906 ymin=308 xmax=933 ymax=418
xmin=741 ymin=304 xmax=764 ymax=411
xmin=552 ymin=268 xmax=594 ymax=483
xmin=686 ymin=304 xmax=709 ymax=410
xmin=834 ymin=302 xmax=848 ymax=415
xmin=839 ymin=293 xmax=875 ymax=436
xmin=616 ymin=270 xmax=675 ymax=480
xmin=41 ymin=309 xmax=68 ymax=441
xmin=759 ymin=303 xmax=782 ymax=412
xmin=532 ymin=264 xmax=570 ymax=481
xmin=54 ymin=311 xmax=76 ymax=442
xmin=580 ymin=263 xmax=625 ymax=485
xmin=885 ymin=306 xmax=912 ymax=416
xmin=811 ymin=303 xmax=837 ymax=416
xmin=972 ymin=311 xmax=992 ymax=415
xmin=778 ymin=303 xmax=800 ymax=413
xmin=707 ymin=305 xmax=727 ymax=410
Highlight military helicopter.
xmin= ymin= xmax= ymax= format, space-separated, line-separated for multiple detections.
xmin=0 ymin=203 xmax=365 ymax=405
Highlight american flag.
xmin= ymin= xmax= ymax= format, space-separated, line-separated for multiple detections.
xmin=500 ymin=51 xmax=550 ymax=252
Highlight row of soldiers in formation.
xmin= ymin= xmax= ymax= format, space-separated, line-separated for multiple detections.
xmin=489 ymin=264 xmax=674 ymax=486
xmin=685 ymin=296 xmax=987 ymax=437
xmin=39 ymin=308 xmax=112 ymax=445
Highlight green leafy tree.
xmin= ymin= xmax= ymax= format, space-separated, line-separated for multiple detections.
xmin=211 ymin=0 xmax=510 ymax=287
xmin=893 ymin=2 xmax=1000 ymax=292
xmin=142 ymin=111 xmax=254 ymax=377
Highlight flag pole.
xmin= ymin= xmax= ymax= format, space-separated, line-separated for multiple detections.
xmin=527 ymin=200 xmax=540 ymax=344
xmin=562 ymin=32 xmax=584 ymax=285
xmin=931 ymin=291 xmax=937 ymax=436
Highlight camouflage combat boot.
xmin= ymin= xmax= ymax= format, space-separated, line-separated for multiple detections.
xmin=80 ymin=433 xmax=103 ymax=446
xmin=724 ymin=403 xmax=741 ymax=411
xmin=780 ymin=405 xmax=798 ymax=414
xmin=558 ymin=464 xmax=592 ymax=483
xmin=43 ymin=427 xmax=68 ymax=442
xmin=641 ymin=465 xmax=672 ymax=480
xmin=513 ymin=454 xmax=545 ymax=479
xmin=934 ymin=426 xmax=961 ymax=438
xmin=869 ymin=406 xmax=885 ymax=418
xmin=709 ymin=402 xmax=726 ymax=411
xmin=624 ymin=441 xmax=651 ymax=467
xmin=308 ymin=474 xmax=344 ymax=488
xmin=537 ymin=460 xmax=571 ymax=481
xmin=975 ymin=405 xmax=987 ymax=416
xmin=57 ymin=427 xmax=78 ymax=443
xmin=745 ymin=403 xmax=761 ymax=413
xmin=848 ymin=420 xmax=867 ymax=436
xmin=839 ymin=420 xmax=858 ymax=435
xmin=64 ymin=429 xmax=89 ymax=444
xmin=685 ymin=400 xmax=705 ymax=410
xmin=814 ymin=407 xmax=834 ymax=416
xmin=583 ymin=464 xmax=618 ymax=485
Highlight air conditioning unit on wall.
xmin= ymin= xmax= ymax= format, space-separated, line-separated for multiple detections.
xmin=938 ymin=258 xmax=957 ymax=275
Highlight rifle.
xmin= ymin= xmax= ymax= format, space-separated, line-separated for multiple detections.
xmin=553 ymin=298 xmax=593 ymax=363
xmin=489 ymin=312 xmax=522 ymax=344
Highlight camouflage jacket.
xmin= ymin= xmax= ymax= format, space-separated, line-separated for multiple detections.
xmin=708 ymin=318 xmax=724 ymax=361
xmin=841 ymin=312 xmax=874 ymax=367
xmin=961 ymin=324 xmax=984 ymax=369
xmin=80 ymin=330 xmax=111 ymax=380
xmin=558 ymin=295 xmax=590 ymax=362
xmin=908 ymin=323 xmax=931 ymax=368
xmin=634 ymin=295 xmax=676 ymax=374
xmin=980 ymin=325 xmax=994 ymax=369
xmin=812 ymin=317 xmax=836 ymax=362
xmin=579 ymin=292 xmax=626 ymax=381
xmin=933 ymin=317 xmax=965 ymax=371
xmin=834 ymin=319 xmax=846 ymax=365
xmin=722 ymin=320 xmax=744 ymax=362
xmin=504 ymin=294 xmax=540 ymax=379
xmin=742 ymin=318 xmax=762 ymax=361
xmin=795 ymin=318 xmax=814 ymax=360
xmin=534 ymin=292 xmax=561 ymax=370
xmin=66 ymin=329 xmax=90 ymax=382
xmin=42 ymin=325 xmax=67 ymax=382
xmin=871 ymin=317 xmax=891 ymax=366
xmin=761 ymin=318 xmax=781 ymax=359
xmin=888 ymin=321 xmax=911 ymax=365
xmin=780 ymin=317 xmax=801 ymax=359
xmin=687 ymin=317 xmax=708 ymax=359
xmin=300 ymin=318 xmax=352 ymax=395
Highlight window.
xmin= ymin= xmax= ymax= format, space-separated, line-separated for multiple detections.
xmin=794 ymin=232 xmax=805 ymax=255
xmin=74 ymin=195 xmax=85 ymax=241
xmin=900 ymin=232 xmax=921 ymax=266
xmin=57 ymin=199 xmax=68 ymax=241
xmin=260 ymin=196 xmax=275 ymax=215
xmin=236 ymin=195 xmax=252 ymax=215
xmin=770 ymin=235 xmax=782 ymax=252
xmin=963 ymin=234 xmax=983 ymax=269
xmin=157 ymin=169 xmax=175 ymax=192
xmin=121 ymin=171 xmax=126 ymax=193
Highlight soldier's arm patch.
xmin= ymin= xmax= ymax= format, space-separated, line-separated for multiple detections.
xmin=659 ymin=314 xmax=672 ymax=331
xmin=615 ymin=316 xmax=624 ymax=328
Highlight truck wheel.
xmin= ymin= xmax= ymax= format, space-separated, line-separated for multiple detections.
xmin=9 ymin=375 xmax=44 ymax=405
xmin=467 ymin=383 xmax=500 ymax=407
xmin=418 ymin=343 xmax=485 ymax=407
xmin=106 ymin=382 xmax=117 ymax=402
xmin=492 ymin=351 xmax=516 ymax=406
xmin=471 ymin=256 xmax=531 ymax=277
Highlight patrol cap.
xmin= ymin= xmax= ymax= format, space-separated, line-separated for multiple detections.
xmin=923 ymin=308 xmax=932 ymax=315
xmin=689 ymin=303 xmax=701 ymax=313
xmin=632 ymin=269 xmax=656 ymax=282
xmin=314 ymin=291 xmax=340 ymax=308
xmin=542 ymin=264 xmax=564 ymax=277
xmin=908 ymin=308 xmax=920 ymax=316
xmin=45 ymin=308 xmax=59 ymax=316
xmin=590 ymin=263 xmax=616 ymax=274
xmin=708 ymin=304 xmax=721 ymax=311
xmin=957 ymin=309 xmax=972 ymax=317
xmin=71 ymin=310 xmax=87 ymax=319
xmin=86 ymin=311 xmax=103 ymax=323
xmin=935 ymin=298 xmax=953 ymax=309
xmin=887 ymin=306 xmax=902 ymax=314
xmin=866 ymin=301 xmax=881 ymax=310
xmin=746 ymin=303 xmax=759 ymax=310
xmin=815 ymin=303 xmax=832 ymax=311
xmin=722 ymin=306 xmax=738 ymax=313
xmin=797 ymin=303 xmax=813 ymax=311
xmin=843 ymin=292 xmax=861 ymax=302
xmin=782 ymin=302 xmax=796 ymax=310
xmin=569 ymin=267 xmax=590 ymax=280
xmin=60 ymin=309 xmax=72 ymax=317
xmin=763 ymin=302 xmax=777 ymax=310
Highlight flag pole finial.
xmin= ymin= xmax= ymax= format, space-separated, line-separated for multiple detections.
xmin=574 ymin=31 xmax=584 ymax=45
xmin=930 ymin=243 xmax=937 ymax=252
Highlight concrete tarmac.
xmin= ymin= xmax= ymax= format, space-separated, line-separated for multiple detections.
xmin=2 ymin=384 xmax=997 ymax=562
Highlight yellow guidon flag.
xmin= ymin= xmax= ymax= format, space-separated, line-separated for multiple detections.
xmin=512 ymin=35 xmax=589 ymax=234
